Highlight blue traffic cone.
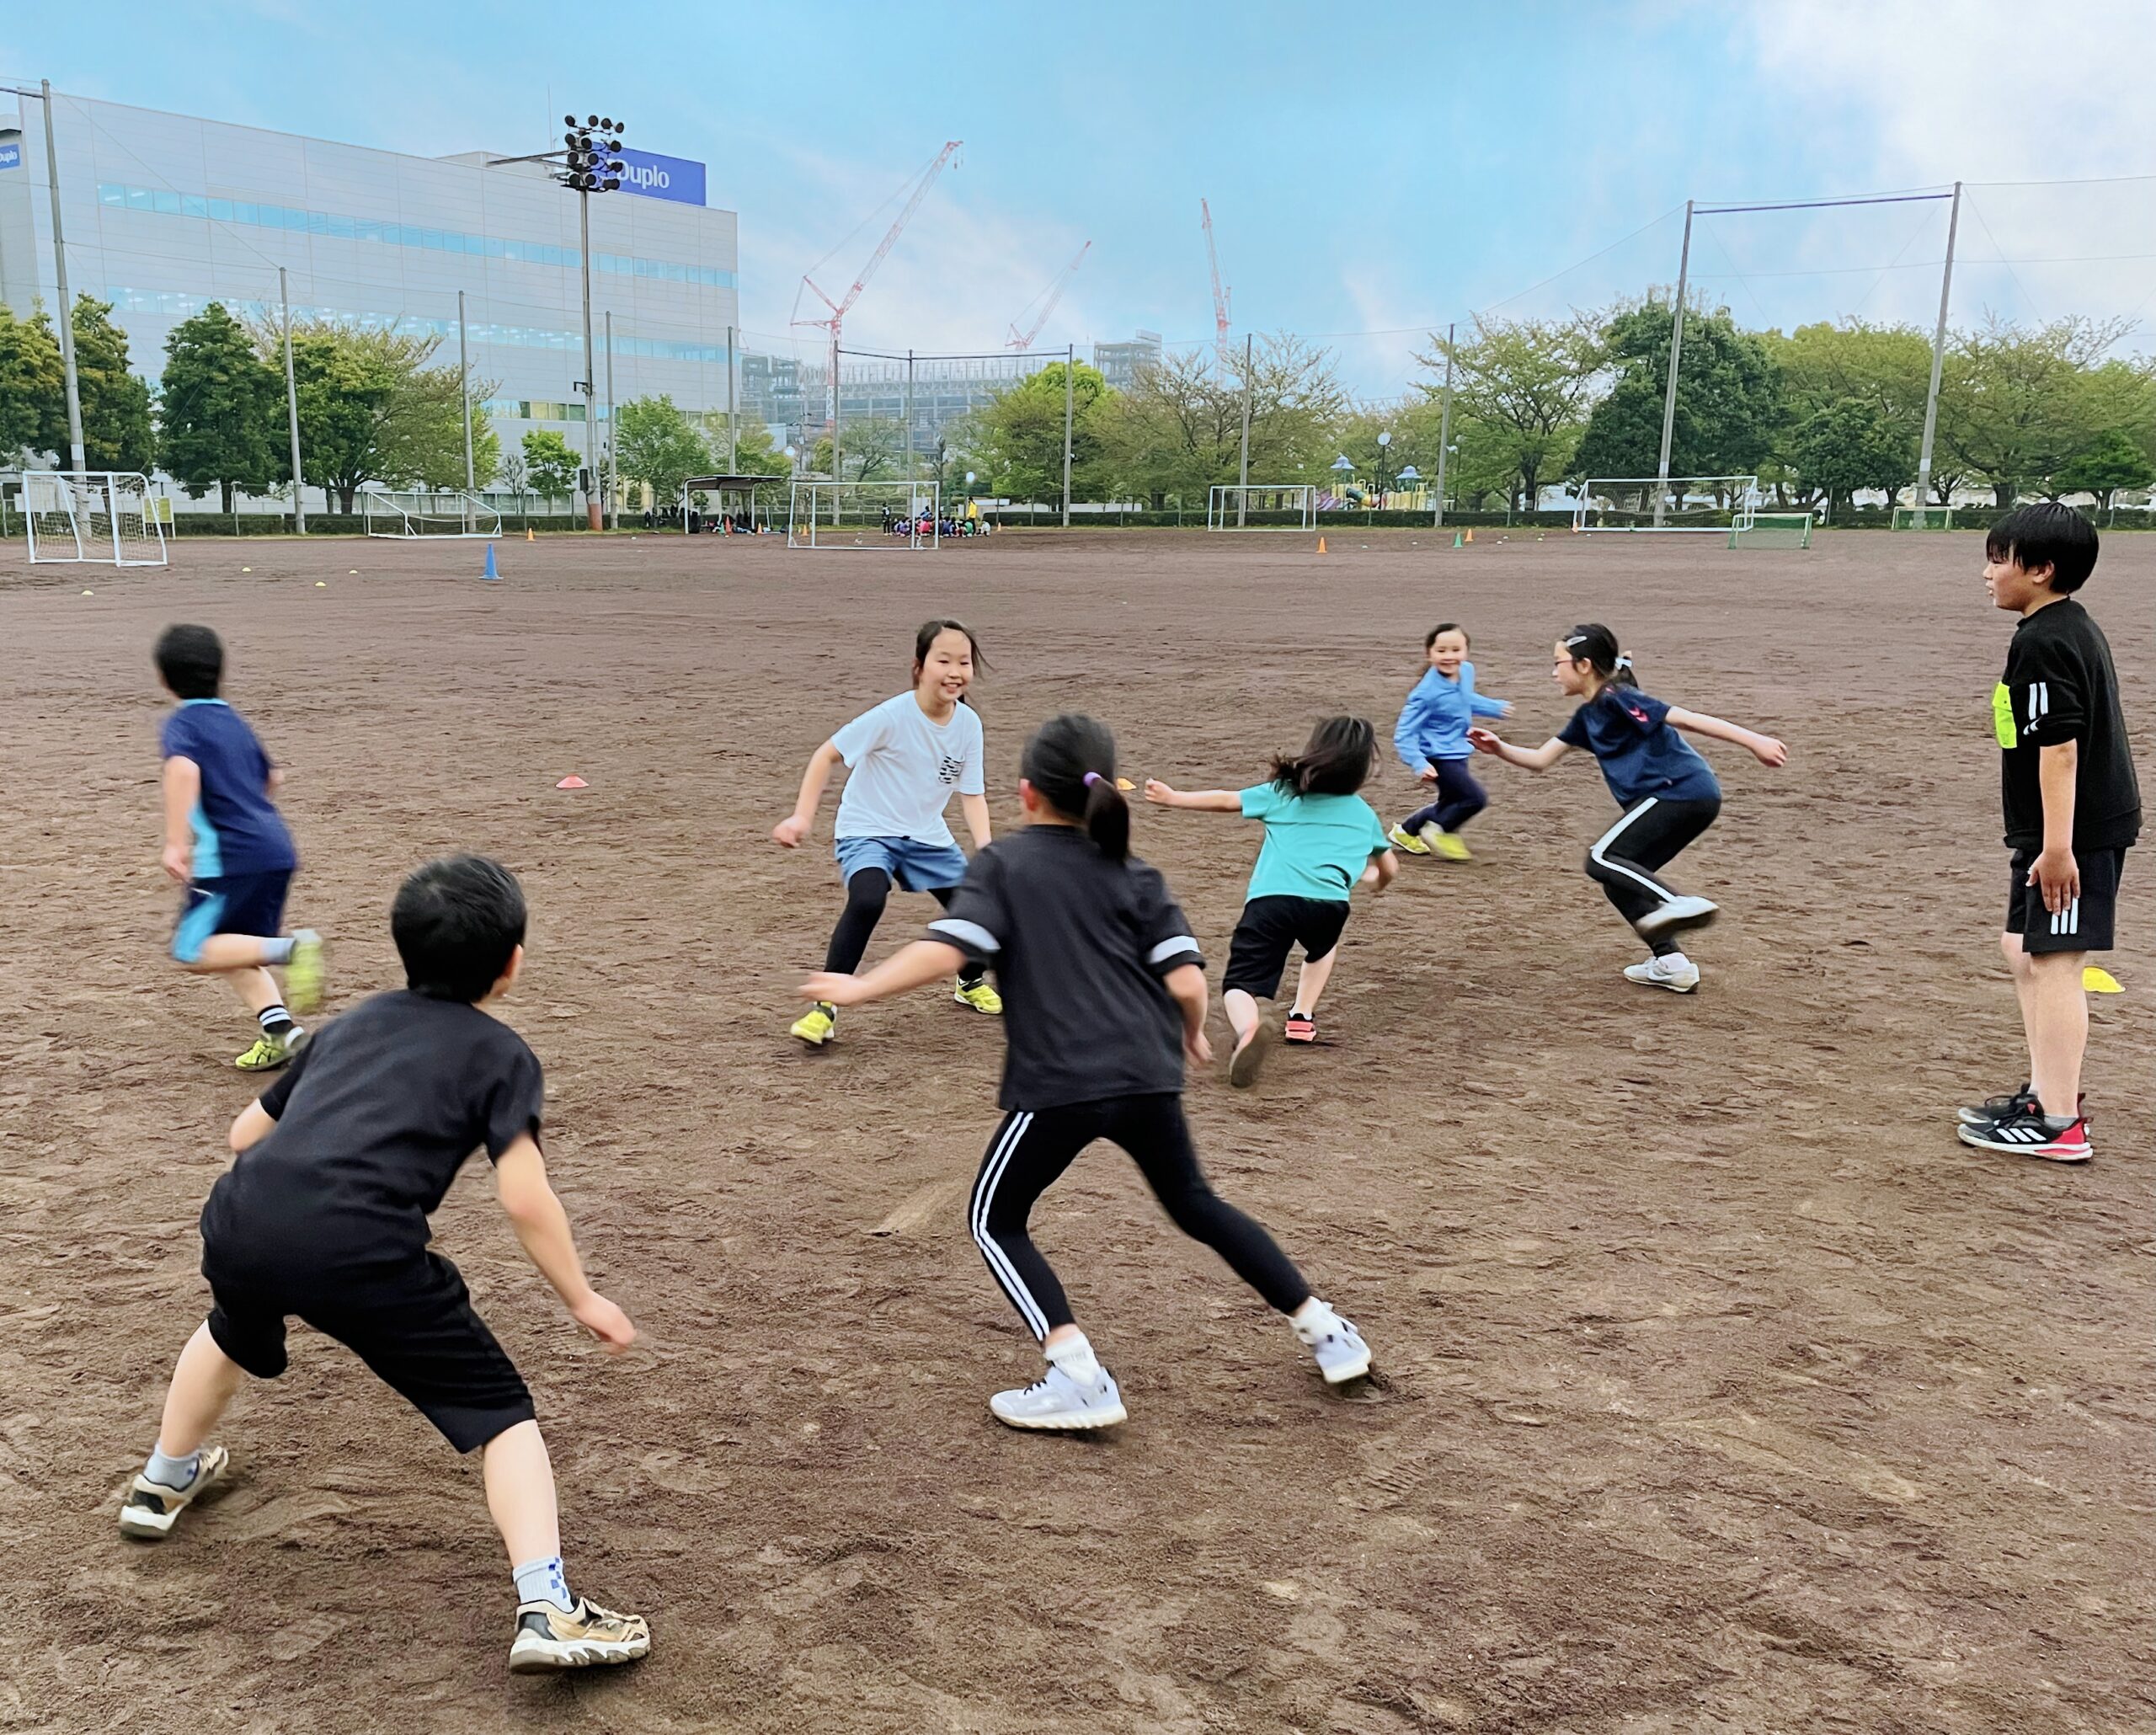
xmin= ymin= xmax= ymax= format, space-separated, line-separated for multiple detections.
xmin=482 ymin=543 xmax=499 ymax=581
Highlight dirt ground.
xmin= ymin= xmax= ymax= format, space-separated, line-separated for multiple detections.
xmin=1 ymin=524 xmax=2149 ymax=1734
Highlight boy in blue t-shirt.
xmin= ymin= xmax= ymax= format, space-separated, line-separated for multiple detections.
xmin=154 ymin=626 xmax=324 ymax=1069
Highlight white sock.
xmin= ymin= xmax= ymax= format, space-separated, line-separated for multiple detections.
xmin=1044 ymin=1333 xmax=1100 ymax=1380
xmin=513 ymin=1554 xmax=574 ymax=1612
xmin=145 ymin=1444 xmax=200 ymax=1489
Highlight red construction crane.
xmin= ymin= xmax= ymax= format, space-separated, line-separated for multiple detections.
xmin=792 ymin=140 xmax=963 ymax=344
xmin=1201 ymin=197 xmax=1232 ymax=371
xmin=1006 ymin=241 xmax=1092 ymax=350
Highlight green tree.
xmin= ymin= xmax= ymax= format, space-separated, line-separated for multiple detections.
xmin=1786 ymin=398 xmax=1914 ymax=520
xmin=613 ymin=393 xmax=711 ymax=508
xmin=968 ymin=361 xmax=1110 ymax=502
xmin=72 ymin=296 xmax=155 ymax=472
xmin=1764 ymin=320 xmax=1932 ymax=506
xmin=497 ymin=447 xmax=530 ymax=525
xmin=1572 ymin=301 xmax=1783 ymax=487
xmin=1416 ymin=316 xmax=1600 ymax=512
xmin=157 ymin=302 xmax=283 ymax=513
xmin=1937 ymin=315 xmax=2127 ymax=508
xmin=810 ymin=414 xmax=905 ymax=483
xmin=0 ymin=302 xmax=66 ymax=462
xmin=1098 ymin=335 xmax=1346 ymax=507
xmin=522 ymin=430 xmax=579 ymax=508
xmin=2053 ymin=427 xmax=2153 ymax=513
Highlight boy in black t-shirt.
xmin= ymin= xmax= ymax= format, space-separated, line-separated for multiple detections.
xmin=1958 ymin=505 xmax=2141 ymax=1162
xmin=118 ymin=857 xmax=650 ymax=1674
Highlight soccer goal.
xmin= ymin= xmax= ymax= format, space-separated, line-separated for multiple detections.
xmin=4 ymin=470 xmax=168 ymax=566
xmin=1729 ymin=511 xmax=1813 ymax=550
xmin=1207 ymin=484 xmax=1317 ymax=531
xmin=1574 ymin=476 xmax=1759 ymax=535
xmin=361 ymin=489 xmax=502 ymax=538
xmin=788 ymin=481 xmax=941 ymax=550
xmin=1892 ymin=504 xmax=1955 ymax=531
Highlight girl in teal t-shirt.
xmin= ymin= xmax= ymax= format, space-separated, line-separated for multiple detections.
xmin=1147 ymin=716 xmax=1396 ymax=1086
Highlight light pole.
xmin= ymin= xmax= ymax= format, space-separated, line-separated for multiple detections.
xmin=1375 ymin=430 xmax=1393 ymax=509
xmin=3 ymin=80 xmax=84 ymax=469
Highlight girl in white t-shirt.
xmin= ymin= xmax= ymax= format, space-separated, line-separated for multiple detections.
xmin=773 ymin=620 xmax=1000 ymax=1045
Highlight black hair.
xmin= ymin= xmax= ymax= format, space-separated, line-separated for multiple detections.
xmin=1022 ymin=713 xmax=1128 ymax=861
xmin=1561 ymin=622 xmax=1639 ymax=691
xmin=914 ymin=618 xmax=987 ymax=683
xmin=1270 ymin=715 xmax=1377 ymax=797
xmin=155 ymin=624 xmax=223 ymax=700
xmin=391 ymin=854 xmax=528 ymax=1002
xmin=1425 ymin=622 xmax=1468 ymax=651
xmin=1986 ymin=503 xmax=2099 ymax=594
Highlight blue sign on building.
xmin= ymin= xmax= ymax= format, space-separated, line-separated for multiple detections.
xmin=614 ymin=147 xmax=703 ymax=207
xmin=0 ymin=141 xmax=21 ymax=172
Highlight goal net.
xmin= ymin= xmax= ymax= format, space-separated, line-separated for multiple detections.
xmin=362 ymin=489 xmax=502 ymax=538
xmin=1574 ymin=476 xmax=1759 ymax=534
xmin=1892 ymin=505 xmax=1955 ymax=531
xmin=788 ymin=481 xmax=942 ymax=550
xmin=1729 ymin=511 xmax=1813 ymax=550
xmin=1207 ymin=484 xmax=1317 ymax=531
xmin=8 ymin=470 xmax=168 ymax=566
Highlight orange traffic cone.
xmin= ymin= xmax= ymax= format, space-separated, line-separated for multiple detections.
xmin=1464 ymin=528 xmax=1474 ymax=543
xmin=1316 ymin=536 xmax=1327 ymax=555
xmin=526 ymin=526 xmax=535 ymax=542
xmin=556 ymin=775 xmax=587 ymax=790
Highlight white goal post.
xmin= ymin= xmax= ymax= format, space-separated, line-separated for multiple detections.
xmin=361 ymin=488 xmax=502 ymax=538
xmin=788 ymin=480 xmax=941 ymax=550
xmin=1574 ymin=476 xmax=1759 ymax=535
xmin=1892 ymin=505 xmax=1955 ymax=531
xmin=1730 ymin=511 xmax=1813 ymax=550
xmin=1207 ymin=484 xmax=1317 ymax=531
xmin=4 ymin=470 xmax=168 ymax=567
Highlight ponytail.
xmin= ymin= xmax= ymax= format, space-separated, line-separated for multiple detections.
xmin=1562 ymin=622 xmax=1639 ymax=693
xmin=1268 ymin=715 xmax=1378 ymax=797
xmin=1022 ymin=713 xmax=1129 ymax=862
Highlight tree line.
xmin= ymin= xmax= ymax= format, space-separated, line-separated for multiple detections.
xmin=949 ymin=306 xmax=2156 ymax=518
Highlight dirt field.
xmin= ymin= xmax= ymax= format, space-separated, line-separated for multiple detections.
xmin=2 ymin=525 xmax=2149 ymax=1734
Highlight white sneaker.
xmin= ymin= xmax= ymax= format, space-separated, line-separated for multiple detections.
xmin=989 ymin=1357 xmax=1127 ymax=1431
xmin=1635 ymin=894 xmax=1717 ymax=939
xmin=1623 ymin=953 xmax=1700 ymax=993
xmin=1293 ymin=1303 xmax=1372 ymax=1384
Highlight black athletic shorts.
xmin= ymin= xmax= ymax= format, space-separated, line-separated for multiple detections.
xmin=204 ymin=1249 xmax=535 ymax=1454
xmin=1223 ymin=894 xmax=1352 ymax=999
xmin=2005 ymin=846 xmax=2127 ymax=954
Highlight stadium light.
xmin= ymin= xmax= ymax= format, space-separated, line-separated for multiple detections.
xmin=547 ymin=109 xmax=628 ymax=526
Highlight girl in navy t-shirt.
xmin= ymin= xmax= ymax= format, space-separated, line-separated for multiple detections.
xmin=1469 ymin=623 xmax=1786 ymax=993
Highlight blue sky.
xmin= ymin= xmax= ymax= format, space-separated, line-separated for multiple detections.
xmin=8 ymin=1 xmax=2155 ymax=394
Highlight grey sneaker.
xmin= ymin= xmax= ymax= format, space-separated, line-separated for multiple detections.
xmin=1294 ymin=1306 xmax=1372 ymax=1384
xmin=119 ymin=1444 xmax=230 ymax=1539
xmin=508 ymin=1595 xmax=652 ymax=1673
xmin=989 ymin=1359 xmax=1128 ymax=1431
xmin=1636 ymin=894 xmax=1718 ymax=939
xmin=1623 ymin=954 xmax=1700 ymax=993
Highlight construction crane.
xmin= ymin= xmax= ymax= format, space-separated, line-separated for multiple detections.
xmin=1006 ymin=241 xmax=1092 ymax=350
xmin=1201 ymin=197 xmax=1232 ymax=372
xmin=792 ymin=140 xmax=961 ymax=344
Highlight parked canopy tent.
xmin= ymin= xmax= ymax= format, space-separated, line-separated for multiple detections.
xmin=677 ymin=475 xmax=777 ymax=531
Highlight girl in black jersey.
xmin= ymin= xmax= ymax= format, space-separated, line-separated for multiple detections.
xmin=802 ymin=713 xmax=1371 ymax=1432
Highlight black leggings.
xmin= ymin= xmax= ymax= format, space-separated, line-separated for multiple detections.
xmin=1402 ymin=757 xmax=1488 ymax=835
xmin=969 ymin=1093 xmax=1310 ymax=1338
xmin=824 ymin=871 xmax=984 ymax=985
xmin=1585 ymin=794 xmax=1721 ymax=956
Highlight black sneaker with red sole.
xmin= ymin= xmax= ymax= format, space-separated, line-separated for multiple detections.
xmin=1956 ymin=1108 xmax=2092 ymax=1163
xmin=1283 ymin=1013 xmax=1316 ymax=1044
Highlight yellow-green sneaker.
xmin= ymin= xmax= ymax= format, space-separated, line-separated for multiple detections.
xmin=790 ymin=1002 xmax=836 ymax=1047
xmin=234 ymin=1028 xmax=300 ymax=1070
xmin=953 ymin=980 xmax=1004 ymax=1016
xmin=284 ymin=929 xmax=325 ymax=1017
xmin=1422 ymin=825 xmax=1472 ymax=862
xmin=1387 ymin=824 xmax=1431 ymax=857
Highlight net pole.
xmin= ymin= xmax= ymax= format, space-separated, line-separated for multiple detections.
xmin=1433 ymin=323 xmax=1454 ymax=527
xmin=725 ymin=325 xmax=738 ymax=472
xmin=280 ymin=267 xmax=307 ymax=534
xmin=1914 ymin=180 xmax=1961 ymax=514
xmin=38 ymin=84 xmax=86 ymax=470
xmin=605 ymin=308 xmax=617 ymax=531
xmin=830 ymin=334 xmax=840 ymax=525
xmin=1061 ymin=344 xmax=1074 ymax=527
xmin=461 ymin=291 xmax=474 ymax=534
xmin=1237 ymin=333 xmax=1252 ymax=526
xmin=1653 ymin=200 xmax=1693 ymax=529
xmin=905 ymin=350 xmax=915 ymax=500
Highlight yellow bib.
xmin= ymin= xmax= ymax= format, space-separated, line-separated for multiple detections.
xmin=1992 ymin=682 xmax=2018 ymax=750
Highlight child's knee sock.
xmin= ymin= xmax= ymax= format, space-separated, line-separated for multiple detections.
xmin=513 ymin=1555 xmax=574 ymax=1612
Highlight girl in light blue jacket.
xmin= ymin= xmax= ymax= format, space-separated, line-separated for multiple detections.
xmin=1389 ymin=623 xmax=1511 ymax=860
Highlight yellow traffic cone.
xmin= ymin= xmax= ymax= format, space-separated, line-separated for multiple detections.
xmin=1316 ymin=536 xmax=1327 ymax=554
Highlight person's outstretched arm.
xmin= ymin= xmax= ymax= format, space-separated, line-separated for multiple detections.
xmin=1664 ymin=708 xmax=1788 ymax=767
xmin=1467 ymin=728 xmax=1571 ymax=771
xmin=958 ymin=791 xmax=992 ymax=851
xmin=1144 ymin=780 xmax=1243 ymax=812
xmin=772 ymin=741 xmax=844 ymax=846
xmin=803 ymin=939 xmax=966 ymax=1008
xmin=495 ymin=1135 xmax=636 ymax=1351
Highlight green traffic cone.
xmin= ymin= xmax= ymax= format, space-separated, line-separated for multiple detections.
xmin=1451 ymin=531 xmax=1464 ymax=549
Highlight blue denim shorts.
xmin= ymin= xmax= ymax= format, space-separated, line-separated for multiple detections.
xmin=835 ymin=835 xmax=969 ymax=893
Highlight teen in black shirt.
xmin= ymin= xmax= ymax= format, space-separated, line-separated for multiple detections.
xmin=119 ymin=857 xmax=651 ymax=1674
xmin=1959 ymin=506 xmax=2141 ymax=1163
xmin=803 ymin=713 xmax=1373 ymax=1432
